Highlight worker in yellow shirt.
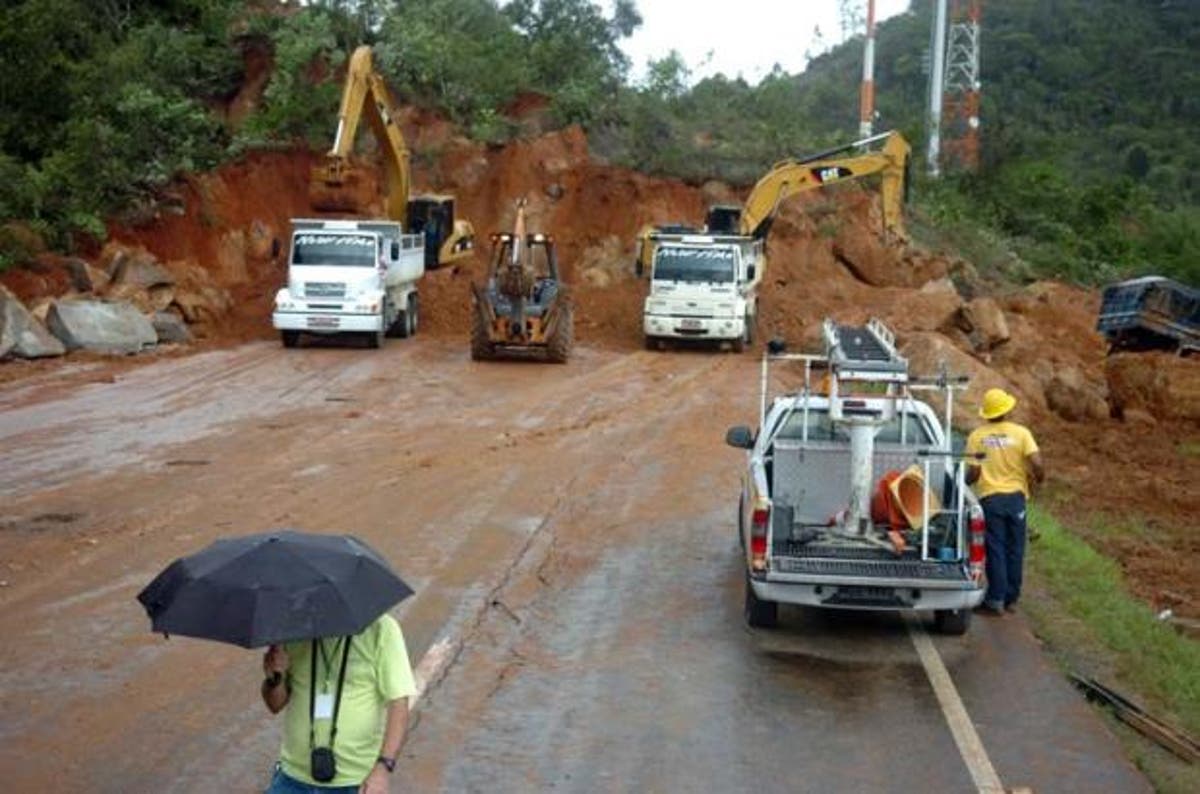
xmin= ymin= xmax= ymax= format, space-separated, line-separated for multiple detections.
xmin=966 ymin=388 xmax=1045 ymax=615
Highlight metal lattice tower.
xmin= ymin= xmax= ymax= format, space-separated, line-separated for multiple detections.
xmin=941 ymin=0 xmax=982 ymax=172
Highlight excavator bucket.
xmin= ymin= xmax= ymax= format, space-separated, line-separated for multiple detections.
xmin=308 ymin=159 xmax=376 ymax=214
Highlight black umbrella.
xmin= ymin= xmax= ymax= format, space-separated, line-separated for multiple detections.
xmin=137 ymin=530 xmax=413 ymax=648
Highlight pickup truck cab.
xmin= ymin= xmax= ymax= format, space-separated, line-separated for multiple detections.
xmin=726 ymin=320 xmax=986 ymax=634
xmin=641 ymin=234 xmax=761 ymax=351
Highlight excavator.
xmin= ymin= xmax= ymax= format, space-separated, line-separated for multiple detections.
xmin=635 ymin=130 xmax=910 ymax=276
xmin=310 ymin=45 xmax=474 ymax=269
xmin=471 ymin=200 xmax=573 ymax=363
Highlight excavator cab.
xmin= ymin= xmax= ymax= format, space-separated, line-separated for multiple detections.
xmin=406 ymin=195 xmax=475 ymax=269
xmin=704 ymin=205 xmax=742 ymax=234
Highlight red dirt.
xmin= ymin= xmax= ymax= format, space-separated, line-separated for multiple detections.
xmin=3 ymin=121 xmax=1197 ymax=617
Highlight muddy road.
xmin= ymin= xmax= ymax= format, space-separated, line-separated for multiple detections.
xmin=0 ymin=340 xmax=1147 ymax=792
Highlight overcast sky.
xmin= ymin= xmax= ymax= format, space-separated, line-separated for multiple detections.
xmin=617 ymin=0 xmax=914 ymax=85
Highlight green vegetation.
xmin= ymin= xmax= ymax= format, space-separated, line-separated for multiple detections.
xmin=1024 ymin=506 xmax=1200 ymax=736
xmin=0 ymin=0 xmax=1195 ymax=286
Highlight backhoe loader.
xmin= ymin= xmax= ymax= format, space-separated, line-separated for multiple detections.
xmin=310 ymin=45 xmax=474 ymax=269
xmin=471 ymin=201 xmax=573 ymax=363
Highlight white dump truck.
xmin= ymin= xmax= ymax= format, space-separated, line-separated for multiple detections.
xmin=725 ymin=319 xmax=987 ymax=634
xmin=641 ymin=233 xmax=762 ymax=351
xmin=272 ymin=219 xmax=424 ymax=348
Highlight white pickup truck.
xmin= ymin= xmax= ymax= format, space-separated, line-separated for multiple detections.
xmin=725 ymin=320 xmax=987 ymax=634
xmin=641 ymin=234 xmax=762 ymax=352
xmin=272 ymin=219 xmax=425 ymax=348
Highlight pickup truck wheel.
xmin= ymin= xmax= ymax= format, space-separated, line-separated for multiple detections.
xmin=366 ymin=328 xmax=384 ymax=349
xmin=934 ymin=608 xmax=972 ymax=635
xmin=408 ymin=294 xmax=419 ymax=336
xmin=745 ymin=575 xmax=778 ymax=628
xmin=281 ymin=331 xmax=300 ymax=349
xmin=737 ymin=496 xmax=745 ymax=549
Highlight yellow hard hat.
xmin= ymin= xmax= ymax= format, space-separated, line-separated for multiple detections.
xmin=979 ymin=388 xmax=1017 ymax=420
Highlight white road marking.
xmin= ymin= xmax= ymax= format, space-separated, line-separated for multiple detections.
xmin=410 ymin=636 xmax=456 ymax=710
xmin=905 ymin=615 xmax=1006 ymax=794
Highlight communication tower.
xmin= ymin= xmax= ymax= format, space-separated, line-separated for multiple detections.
xmin=941 ymin=0 xmax=982 ymax=171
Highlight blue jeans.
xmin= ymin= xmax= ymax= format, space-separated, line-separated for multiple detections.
xmin=981 ymin=492 xmax=1027 ymax=610
xmin=264 ymin=765 xmax=360 ymax=794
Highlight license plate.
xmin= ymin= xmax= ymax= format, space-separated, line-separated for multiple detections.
xmin=307 ymin=316 xmax=339 ymax=329
xmin=678 ymin=318 xmax=702 ymax=329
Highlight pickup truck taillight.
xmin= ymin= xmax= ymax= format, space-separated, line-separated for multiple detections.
xmin=750 ymin=506 xmax=769 ymax=571
xmin=969 ymin=511 xmax=986 ymax=582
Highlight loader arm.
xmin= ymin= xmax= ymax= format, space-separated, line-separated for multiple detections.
xmin=316 ymin=45 xmax=411 ymax=222
xmin=739 ymin=130 xmax=910 ymax=242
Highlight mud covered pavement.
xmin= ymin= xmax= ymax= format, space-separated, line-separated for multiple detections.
xmin=0 ymin=340 xmax=1148 ymax=792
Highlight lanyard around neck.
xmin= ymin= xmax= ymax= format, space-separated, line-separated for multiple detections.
xmin=309 ymin=636 xmax=352 ymax=750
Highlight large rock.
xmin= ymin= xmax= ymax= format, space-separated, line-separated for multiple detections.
xmin=955 ymin=297 xmax=1010 ymax=352
xmin=900 ymin=331 xmax=1026 ymax=429
xmin=1043 ymin=365 xmax=1109 ymax=422
xmin=1107 ymin=352 xmax=1200 ymax=422
xmin=64 ymin=257 xmax=110 ymax=293
xmin=0 ymin=286 xmax=66 ymax=359
xmin=46 ymin=300 xmax=157 ymax=354
xmin=107 ymin=247 xmax=174 ymax=289
xmin=151 ymin=311 xmax=192 ymax=344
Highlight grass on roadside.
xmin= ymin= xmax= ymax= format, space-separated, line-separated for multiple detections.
xmin=1025 ymin=505 xmax=1200 ymax=735
xmin=1023 ymin=505 xmax=1200 ymax=791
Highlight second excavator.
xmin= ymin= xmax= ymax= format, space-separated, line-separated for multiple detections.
xmin=471 ymin=201 xmax=574 ymax=363
xmin=310 ymin=45 xmax=474 ymax=269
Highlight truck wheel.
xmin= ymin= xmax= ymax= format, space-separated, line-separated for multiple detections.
xmin=366 ymin=328 xmax=384 ymax=349
xmin=745 ymin=574 xmax=778 ymax=628
xmin=408 ymin=294 xmax=419 ymax=336
xmin=281 ymin=331 xmax=300 ymax=349
xmin=934 ymin=608 xmax=972 ymax=635
xmin=470 ymin=312 xmax=494 ymax=361
xmin=737 ymin=496 xmax=745 ymax=549
xmin=546 ymin=306 xmax=573 ymax=363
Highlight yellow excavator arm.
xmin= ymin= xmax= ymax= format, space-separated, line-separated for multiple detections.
xmin=311 ymin=46 xmax=475 ymax=268
xmin=313 ymin=45 xmax=411 ymax=222
xmin=738 ymin=130 xmax=910 ymax=241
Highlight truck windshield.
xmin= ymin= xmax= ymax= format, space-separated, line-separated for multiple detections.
xmin=653 ymin=247 xmax=735 ymax=283
xmin=292 ymin=233 xmax=376 ymax=267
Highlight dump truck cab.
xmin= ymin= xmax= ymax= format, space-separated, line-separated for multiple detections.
xmin=641 ymin=234 xmax=762 ymax=351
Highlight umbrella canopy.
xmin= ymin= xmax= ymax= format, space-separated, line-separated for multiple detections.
xmin=137 ymin=530 xmax=413 ymax=648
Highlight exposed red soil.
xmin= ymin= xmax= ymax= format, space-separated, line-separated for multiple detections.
xmin=3 ymin=120 xmax=1197 ymax=617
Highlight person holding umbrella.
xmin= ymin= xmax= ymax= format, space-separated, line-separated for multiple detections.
xmin=965 ymin=388 xmax=1045 ymax=616
xmin=137 ymin=530 xmax=418 ymax=792
xmin=261 ymin=614 xmax=415 ymax=793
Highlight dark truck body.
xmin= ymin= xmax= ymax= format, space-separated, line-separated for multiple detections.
xmin=1097 ymin=276 xmax=1199 ymax=353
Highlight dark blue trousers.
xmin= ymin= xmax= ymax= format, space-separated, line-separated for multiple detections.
xmin=981 ymin=492 xmax=1027 ymax=610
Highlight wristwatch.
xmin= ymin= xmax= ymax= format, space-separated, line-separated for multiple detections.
xmin=376 ymin=755 xmax=396 ymax=773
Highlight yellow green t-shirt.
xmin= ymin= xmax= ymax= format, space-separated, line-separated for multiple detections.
xmin=966 ymin=420 xmax=1040 ymax=498
xmin=279 ymin=614 xmax=417 ymax=787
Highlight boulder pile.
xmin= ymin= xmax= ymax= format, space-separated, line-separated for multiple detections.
xmin=0 ymin=244 xmax=230 ymax=361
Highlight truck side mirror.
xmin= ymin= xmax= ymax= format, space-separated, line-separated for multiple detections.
xmin=725 ymin=425 xmax=755 ymax=449
xmin=746 ymin=265 xmax=756 ymax=281
xmin=391 ymin=241 xmax=400 ymax=259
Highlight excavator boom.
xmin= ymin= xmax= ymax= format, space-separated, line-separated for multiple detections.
xmin=311 ymin=46 xmax=411 ymax=220
xmin=310 ymin=46 xmax=474 ymax=268
xmin=738 ymin=130 xmax=910 ymax=241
